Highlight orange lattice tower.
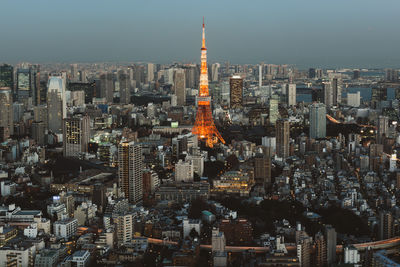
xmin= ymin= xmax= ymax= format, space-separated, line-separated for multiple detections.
xmin=192 ymin=18 xmax=225 ymax=148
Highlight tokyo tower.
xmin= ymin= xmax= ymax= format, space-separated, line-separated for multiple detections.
xmin=192 ymin=18 xmax=225 ymax=148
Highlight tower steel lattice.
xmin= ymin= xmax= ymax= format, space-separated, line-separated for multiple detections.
xmin=192 ymin=19 xmax=225 ymax=148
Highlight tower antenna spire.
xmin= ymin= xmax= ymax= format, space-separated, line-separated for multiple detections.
xmin=202 ymin=17 xmax=206 ymax=49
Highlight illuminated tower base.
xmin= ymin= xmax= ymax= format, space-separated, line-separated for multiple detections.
xmin=192 ymin=96 xmax=225 ymax=148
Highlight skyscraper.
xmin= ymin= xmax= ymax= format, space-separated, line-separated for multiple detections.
xmin=16 ymin=65 xmax=40 ymax=106
xmin=309 ymin=103 xmax=326 ymax=139
xmin=114 ymin=212 xmax=133 ymax=247
xmin=118 ymin=72 xmax=130 ymax=105
xmin=63 ymin=115 xmax=90 ymax=157
xmin=322 ymin=81 xmax=333 ymax=107
xmin=147 ymin=63 xmax=155 ymax=83
xmin=331 ymin=78 xmax=342 ymax=106
xmin=379 ymin=210 xmax=393 ymax=240
xmin=258 ymin=64 xmax=263 ymax=87
xmin=118 ymin=141 xmax=143 ymax=203
xmin=31 ymin=121 xmax=46 ymax=146
xmin=269 ymin=94 xmax=279 ymax=125
xmin=0 ymin=89 xmax=13 ymax=136
xmin=286 ymin=83 xmax=296 ymax=106
xmin=229 ymin=75 xmax=243 ymax=109
xmin=314 ymin=232 xmax=327 ymax=267
xmin=377 ymin=115 xmax=389 ymax=144
xmin=371 ymin=86 xmax=387 ymax=109
xmin=70 ymin=64 xmax=78 ymax=81
xmin=276 ymin=119 xmax=290 ymax=159
xmin=47 ymin=76 xmax=66 ymax=134
xmin=211 ymin=63 xmax=220 ymax=82
xmin=173 ymin=69 xmax=186 ymax=106
xmin=325 ymin=225 xmax=337 ymax=265
xmin=308 ymin=68 xmax=316 ymax=79
xmin=297 ymin=236 xmax=312 ymax=267
xmin=254 ymin=153 xmax=271 ymax=187
xmin=0 ymin=64 xmax=13 ymax=89
xmin=192 ymin=19 xmax=225 ymax=148
xmin=353 ymin=70 xmax=360 ymax=80
xmin=100 ymin=73 xmax=114 ymax=103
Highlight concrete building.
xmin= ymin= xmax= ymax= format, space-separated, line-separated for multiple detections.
xmin=269 ymin=94 xmax=279 ymax=124
xmin=175 ymin=159 xmax=194 ymax=182
xmin=114 ymin=212 xmax=134 ymax=247
xmin=325 ymin=225 xmax=337 ymax=265
xmin=53 ymin=218 xmax=78 ymax=239
xmin=314 ymin=232 xmax=327 ymax=267
xmin=155 ymin=182 xmax=210 ymax=202
xmin=276 ymin=119 xmax=290 ymax=159
xmin=47 ymin=76 xmax=66 ymax=134
xmin=0 ymin=89 xmax=13 ymax=136
xmin=100 ymin=72 xmax=114 ymax=103
xmin=379 ymin=210 xmax=393 ymax=240
xmin=74 ymin=201 xmax=97 ymax=226
xmin=212 ymin=229 xmax=227 ymax=267
xmin=347 ymin=91 xmax=360 ymax=107
xmin=254 ymin=153 xmax=271 ymax=186
xmin=344 ymin=245 xmax=360 ymax=265
xmin=183 ymin=218 xmax=201 ymax=238
xmin=64 ymin=250 xmax=90 ymax=267
xmin=211 ymin=63 xmax=220 ymax=82
xmin=331 ymin=78 xmax=342 ymax=106
xmin=377 ymin=115 xmax=389 ymax=144
xmin=322 ymin=81 xmax=333 ymax=107
xmin=63 ymin=115 xmax=90 ymax=158
xmin=118 ymin=141 xmax=143 ymax=203
xmin=297 ymin=236 xmax=312 ymax=267
xmin=119 ymin=72 xmax=130 ymax=105
xmin=286 ymin=83 xmax=296 ymax=106
xmin=230 ymin=76 xmax=243 ymax=108
xmin=309 ymin=103 xmax=326 ymax=139
xmin=0 ymin=243 xmax=36 ymax=267
xmin=35 ymin=249 xmax=59 ymax=267
xmin=174 ymin=69 xmax=186 ymax=106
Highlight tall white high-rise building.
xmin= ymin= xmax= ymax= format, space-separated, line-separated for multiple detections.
xmin=47 ymin=76 xmax=66 ymax=134
xmin=259 ymin=64 xmax=263 ymax=87
xmin=309 ymin=103 xmax=326 ymax=139
xmin=323 ymin=81 xmax=333 ymax=107
xmin=147 ymin=63 xmax=155 ymax=83
xmin=211 ymin=63 xmax=220 ymax=82
xmin=118 ymin=141 xmax=143 ymax=203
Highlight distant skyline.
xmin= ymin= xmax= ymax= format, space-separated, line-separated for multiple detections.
xmin=1 ymin=0 xmax=400 ymax=68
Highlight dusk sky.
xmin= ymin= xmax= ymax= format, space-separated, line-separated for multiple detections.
xmin=1 ymin=0 xmax=400 ymax=68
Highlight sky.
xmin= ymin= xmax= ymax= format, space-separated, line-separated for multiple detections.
xmin=1 ymin=0 xmax=400 ymax=68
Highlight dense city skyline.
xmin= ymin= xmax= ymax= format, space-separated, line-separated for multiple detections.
xmin=2 ymin=1 xmax=400 ymax=266
xmin=2 ymin=0 xmax=400 ymax=68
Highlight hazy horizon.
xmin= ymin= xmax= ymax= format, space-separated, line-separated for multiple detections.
xmin=1 ymin=0 xmax=400 ymax=68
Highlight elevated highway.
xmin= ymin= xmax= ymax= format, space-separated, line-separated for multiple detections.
xmin=148 ymin=236 xmax=400 ymax=254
